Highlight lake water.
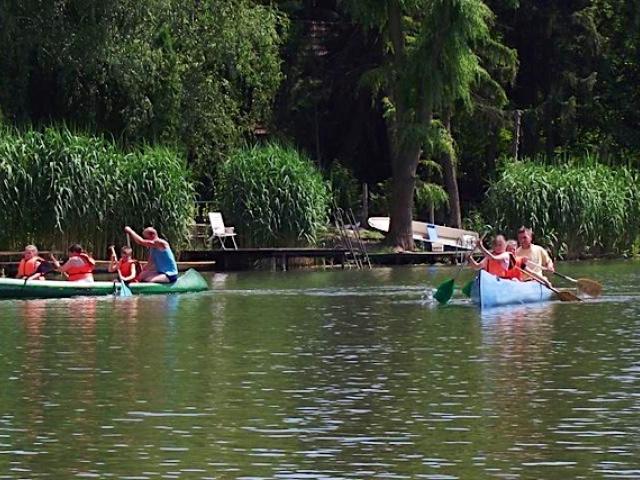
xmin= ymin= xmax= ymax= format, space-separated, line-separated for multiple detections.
xmin=0 ymin=261 xmax=638 ymax=479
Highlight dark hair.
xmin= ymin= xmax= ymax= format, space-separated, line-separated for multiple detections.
xmin=68 ymin=243 xmax=83 ymax=254
xmin=517 ymin=226 xmax=532 ymax=236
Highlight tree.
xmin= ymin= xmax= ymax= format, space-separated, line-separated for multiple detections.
xmin=0 ymin=0 xmax=286 ymax=189
xmin=345 ymin=0 xmax=500 ymax=250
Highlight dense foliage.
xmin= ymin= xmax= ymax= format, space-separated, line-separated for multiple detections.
xmin=485 ymin=158 xmax=640 ymax=258
xmin=0 ymin=125 xmax=195 ymax=253
xmin=218 ymin=143 xmax=329 ymax=247
xmin=0 ymin=0 xmax=285 ymax=186
xmin=0 ymin=0 xmax=639 ymax=252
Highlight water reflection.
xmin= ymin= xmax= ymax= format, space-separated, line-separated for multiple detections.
xmin=0 ymin=264 xmax=638 ymax=479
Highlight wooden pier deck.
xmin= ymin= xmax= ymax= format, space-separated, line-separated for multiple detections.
xmin=179 ymin=248 xmax=465 ymax=271
xmin=0 ymin=249 xmax=466 ymax=276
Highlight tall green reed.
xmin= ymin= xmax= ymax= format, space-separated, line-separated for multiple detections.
xmin=218 ymin=143 xmax=329 ymax=247
xmin=0 ymin=125 xmax=195 ymax=256
xmin=485 ymin=156 xmax=640 ymax=258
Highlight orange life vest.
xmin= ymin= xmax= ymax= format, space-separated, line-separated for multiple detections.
xmin=66 ymin=253 xmax=95 ymax=282
xmin=485 ymin=254 xmax=509 ymax=277
xmin=117 ymin=258 xmax=138 ymax=281
xmin=502 ymin=254 xmax=525 ymax=280
xmin=18 ymin=256 xmax=44 ymax=278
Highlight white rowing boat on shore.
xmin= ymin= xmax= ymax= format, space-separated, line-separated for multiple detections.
xmin=367 ymin=217 xmax=478 ymax=250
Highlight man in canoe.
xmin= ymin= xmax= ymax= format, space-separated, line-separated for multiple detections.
xmin=124 ymin=226 xmax=178 ymax=283
xmin=51 ymin=244 xmax=96 ymax=282
xmin=516 ymin=226 xmax=554 ymax=280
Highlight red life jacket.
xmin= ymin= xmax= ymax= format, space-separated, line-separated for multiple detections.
xmin=502 ymin=253 xmax=525 ymax=280
xmin=485 ymin=253 xmax=509 ymax=277
xmin=117 ymin=258 xmax=139 ymax=281
xmin=18 ymin=256 xmax=44 ymax=278
xmin=66 ymin=253 xmax=95 ymax=282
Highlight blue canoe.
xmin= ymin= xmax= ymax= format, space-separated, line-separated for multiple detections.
xmin=470 ymin=270 xmax=555 ymax=309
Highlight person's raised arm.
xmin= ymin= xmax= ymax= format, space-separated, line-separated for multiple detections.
xmin=468 ymin=255 xmax=487 ymax=270
xmin=125 ymin=226 xmax=155 ymax=248
xmin=478 ymin=242 xmax=511 ymax=263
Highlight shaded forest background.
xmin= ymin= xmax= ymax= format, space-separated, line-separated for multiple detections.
xmin=0 ymin=0 xmax=639 ymax=253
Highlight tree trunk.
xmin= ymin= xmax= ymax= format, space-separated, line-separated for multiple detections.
xmin=440 ymin=112 xmax=462 ymax=228
xmin=387 ymin=156 xmax=419 ymax=251
xmin=384 ymin=0 xmax=431 ymax=251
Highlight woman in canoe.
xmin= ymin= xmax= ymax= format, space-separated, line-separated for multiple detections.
xmin=124 ymin=226 xmax=178 ymax=283
xmin=469 ymin=235 xmax=513 ymax=277
xmin=51 ymin=244 xmax=96 ymax=282
xmin=17 ymin=245 xmax=45 ymax=280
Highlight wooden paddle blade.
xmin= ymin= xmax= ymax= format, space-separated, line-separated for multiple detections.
xmin=434 ymin=279 xmax=455 ymax=305
xmin=557 ymin=289 xmax=582 ymax=302
xmin=577 ymin=278 xmax=602 ymax=297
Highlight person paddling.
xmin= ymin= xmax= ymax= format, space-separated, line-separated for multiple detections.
xmin=124 ymin=226 xmax=178 ymax=283
xmin=468 ymin=235 xmax=513 ymax=277
xmin=108 ymin=245 xmax=139 ymax=283
xmin=52 ymin=244 xmax=96 ymax=282
xmin=516 ymin=226 xmax=554 ymax=281
xmin=17 ymin=245 xmax=45 ymax=280
xmin=502 ymin=239 xmax=526 ymax=280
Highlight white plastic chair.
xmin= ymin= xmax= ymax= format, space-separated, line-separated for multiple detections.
xmin=208 ymin=212 xmax=238 ymax=250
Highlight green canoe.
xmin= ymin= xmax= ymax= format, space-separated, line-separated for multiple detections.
xmin=0 ymin=269 xmax=208 ymax=300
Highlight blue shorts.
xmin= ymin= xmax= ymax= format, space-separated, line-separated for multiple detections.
xmin=166 ymin=273 xmax=178 ymax=283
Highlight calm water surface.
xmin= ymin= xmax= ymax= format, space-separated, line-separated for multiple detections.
xmin=0 ymin=261 xmax=638 ymax=479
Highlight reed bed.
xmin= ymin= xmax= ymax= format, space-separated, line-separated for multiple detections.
xmin=0 ymin=125 xmax=195 ymax=256
xmin=485 ymin=157 xmax=640 ymax=258
xmin=219 ymin=143 xmax=329 ymax=247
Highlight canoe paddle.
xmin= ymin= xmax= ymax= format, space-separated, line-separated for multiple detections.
xmin=516 ymin=266 xmax=581 ymax=302
xmin=525 ymin=260 xmax=602 ymax=297
xmin=461 ymin=279 xmax=474 ymax=297
xmin=553 ymin=271 xmax=602 ymax=297
xmin=110 ymin=246 xmax=132 ymax=297
xmin=434 ymin=235 xmax=483 ymax=305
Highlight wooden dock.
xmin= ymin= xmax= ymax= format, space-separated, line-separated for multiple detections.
xmin=0 ymin=249 xmax=466 ymax=276
xmin=180 ymin=248 xmax=351 ymax=271
xmin=179 ymin=248 xmax=465 ymax=270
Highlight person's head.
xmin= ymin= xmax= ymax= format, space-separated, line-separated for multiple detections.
xmin=517 ymin=226 xmax=533 ymax=248
xmin=23 ymin=244 xmax=38 ymax=259
xmin=142 ymin=227 xmax=158 ymax=240
xmin=120 ymin=246 xmax=133 ymax=258
xmin=492 ymin=234 xmax=507 ymax=254
xmin=506 ymin=239 xmax=518 ymax=253
xmin=68 ymin=243 xmax=83 ymax=255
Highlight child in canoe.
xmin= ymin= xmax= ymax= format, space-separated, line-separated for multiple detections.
xmin=470 ymin=235 xmax=550 ymax=286
xmin=51 ymin=244 xmax=96 ymax=282
xmin=108 ymin=245 xmax=139 ymax=283
xmin=469 ymin=235 xmax=513 ymax=276
xmin=17 ymin=245 xmax=45 ymax=280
